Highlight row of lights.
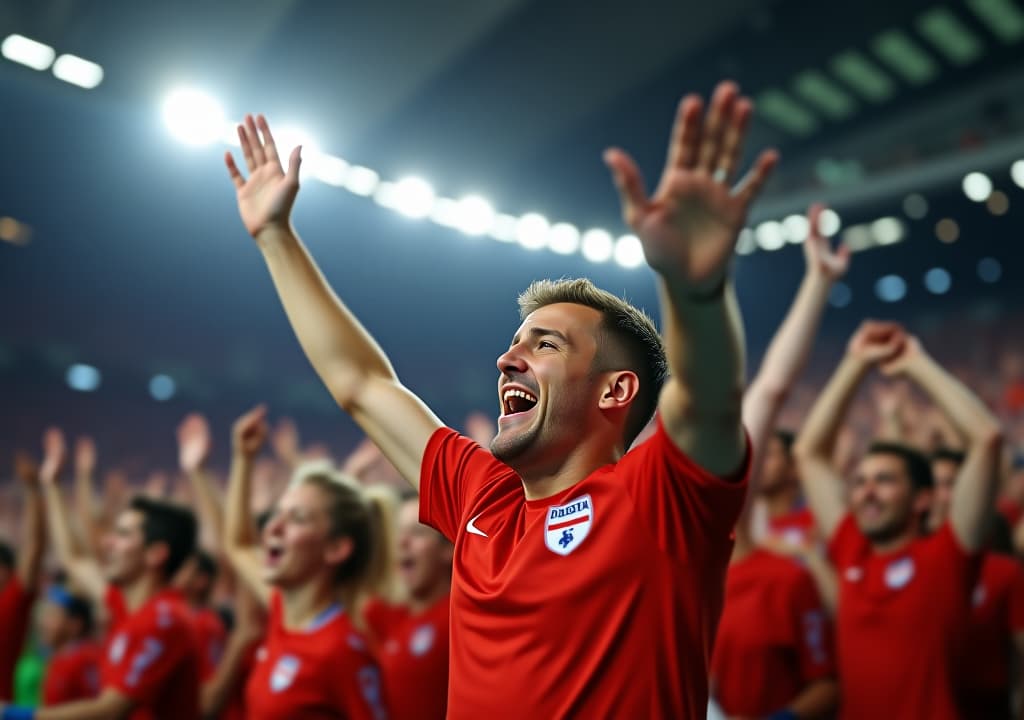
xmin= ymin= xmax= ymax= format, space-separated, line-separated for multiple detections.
xmin=828 ymin=256 xmax=1004 ymax=308
xmin=1 ymin=34 xmax=103 ymax=89
xmin=162 ymin=88 xmax=650 ymax=268
xmin=66 ymin=364 xmax=177 ymax=401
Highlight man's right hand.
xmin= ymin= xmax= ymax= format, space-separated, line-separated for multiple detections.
xmin=178 ymin=413 xmax=213 ymax=474
xmin=233 ymin=405 xmax=270 ymax=460
xmin=40 ymin=426 xmax=67 ymax=486
xmin=847 ymin=321 xmax=906 ymax=366
xmin=225 ymin=114 xmax=302 ymax=240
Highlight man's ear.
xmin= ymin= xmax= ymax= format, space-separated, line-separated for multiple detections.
xmin=598 ymin=371 xmax=640 ymax=411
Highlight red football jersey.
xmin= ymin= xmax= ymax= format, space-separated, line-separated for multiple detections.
xmin=365 ymin=595 xmax=449 ymax=720
xmin=768 ymin=506 xmax=817 ymax=547
xmin=0 ymin=576 xmax=33 ymax=700
xmin=244 ymin=591 xmax=387 ymax=720
xmin=190 ymin=605 xmax=227 ymax=681
xmin=104 ymin=585 xmax=129 ymax=633
xmin=711 ymin=549 xmax=834 ymax=717
xmin=42 ymin=640 xmax=101 ymax=705
xmin=960 ymin=552 xmax=1024 ymax=719
xmin=828 ymin=516 xmax=980 ymax=720
xmin=420 ymin=417 xmax=748 ymax=719
xmin=100 ymin=588 xmax=202 ymax=720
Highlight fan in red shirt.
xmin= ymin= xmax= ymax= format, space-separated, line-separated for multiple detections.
xmin=222 ymin=405 xmax=391 ymax=720
xmin=0 ymin=453 xmax=44 ymax=702
xmin=794 ymin=323 xmax=1004 ymax=720
xmin=928 ymin=447 xmax=1024 ymax=720
xmin=176 ymin=550 xmax=227 ymax=680
xmin=366 ymin=491 xmax=451 ymax=720
xmin=222 ymin=78 xmax=779 ymax=717
xmin=3 ymin=428 xmax=205 ymax=720
xmin=38 ymin=588 xmax=101 ymax=706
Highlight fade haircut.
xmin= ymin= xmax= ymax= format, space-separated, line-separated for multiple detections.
xmin=866 ymin=441 xmax=934 ymax=491
xmin=518 ymin=278 xmax=668 ymax=448
xmin=128 ymin=496 xmax=198 ymax=580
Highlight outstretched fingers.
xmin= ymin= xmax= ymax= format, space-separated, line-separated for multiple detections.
xmin=696 ymin=81 xmax=738 ymax=174
xmin=665 ymin=95 xmax=704 ymax=172
xmin=604 ymin=148 xmax=648 ymax=228
xmin=225 ymin=152 xmax=245 ymax=189
xmin=733 ymin=149 xmax=779 ymax=207
xmin=715 ymin=98 xmax=753 ymax=184
xmin=256 ymin=114 xmax=282 ymax=168
xmin=243 ymin=115 xmax=267 ymax=167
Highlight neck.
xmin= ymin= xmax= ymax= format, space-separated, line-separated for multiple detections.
xmin=518 ymin=440 xmax=622 ymax=501
xmin=121 ymin=573 xmax=164 ymax=613
xmin=870 ymin=525 xmax=918 ymax=554
xmin=730 ymin=525 xmax=754 ymax=563
xmin=280 ymin=577 xmax=340 ymax=630
xmin=408 ymin=576 xmax=450 ymax=614
xmin=761 ymin=484 xmax=800 ymax=519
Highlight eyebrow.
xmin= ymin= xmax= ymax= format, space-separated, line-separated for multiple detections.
xmin=511 ymin=327 xmax=570 ymax=346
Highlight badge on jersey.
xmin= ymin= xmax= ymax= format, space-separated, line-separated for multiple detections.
xmin=409 ymin=624 xmax=435 ymax=657
xmin=108 ymin=633 xmax=128 ymax=664
xmin=544 ymin=494 xmax=593 ymax=556
xmin=972 ymin=583 xmax=986 ymax=607
xmin=843 ymin=566 xmax=863 ymax=583
xmin=270 ymin=654 xmax=301 ymax=693
xmin=884 ymin=556 xmax=915 ymax=589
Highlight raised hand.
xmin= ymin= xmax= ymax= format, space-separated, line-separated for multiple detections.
xmin=74 ymin=436 xmax=97 ymax=478
xmin=270 ymin=417 xmax=300 ymax=468
xmin=847 ymin=321 xmax=906 ymax=366
xmin=40 ymin=427 xmax=67 ymax=485
xmin=879 ymin=334 xmax=927 ymax=378
xmin=177 ymin=413 xmax=213 ymax=474
xmin=803 ymin=204 xmax=850 ymax=281
xmin=14 ymin=451 xmax=39 ymax=487
xmin=604 ymin=81 xmax=778 ymax=293
xmin=224 ymin=114 xmax=302 ymax=239
xmin=233 ymin=405 xmax=270 ymax=460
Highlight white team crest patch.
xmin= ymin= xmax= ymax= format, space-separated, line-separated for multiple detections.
xmin=544 ymin=494 xmax=593 ymax=556
xmin=885 ymin=556 xmax=915 ymax=589
xmin=409 ymin=624 xmax=435 ymax=657
xmin=108 ymin=633 xmax=128 ymax=663
xmin=270 ymin=654 xmax=301 ymax=693
xmin=844 ymin=566 xmax=863 ymax=583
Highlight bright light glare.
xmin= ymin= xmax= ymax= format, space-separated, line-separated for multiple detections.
xmin=870 ymin=217 xmax=905 ymax=245
xmin=736 ymin=228 xmax=756 ymax=255
xmin=309 ymin=154 xmax=349 ymax=186
xmin=344 ymin=166 xmax=379 ymax=197
xmin=516 ymin=214 xmax=549 ymax=250
xmin=149 ymin=375 xmax=176 ymax=401
xmin=614 ymin=235 xmax=646 ymax=268
xmin=581 ymin=229 xmax=614 ymax=263
xmin=923 ymin=268 xmax=951 ymax=295
xmin=875 ymin=274 xmax=907 ymax=302
xmin=66 ymin=364 xmax=101 ymax=392
xmin=2 ymin=34 xmax=55 ymax=70
xmin=755 ymin=221 xmax=786 ymax=251
xmin=547 ymin=223 xmax=580 ymax=255
xmin=818 ymin=208 xmax=841 ymax=236
xmin=962 ymin=172 xmax=992 ymax=202
xmin=390 ymin=177 xmax=435 ymax=219
xmin=782 ymin=214 xmax=810 ymax=243
xmin=1012 ymin=160 xmax=1024 ymax=190
xmin=489 ymin=214 xmax=519 ymax=243
xmin=52 ymin=54 xmax=103 ymax=88
xmin=455 ymin=195 xmax=495 ymax=236
xmin=162 ymin=88 xmax=226 ymax=147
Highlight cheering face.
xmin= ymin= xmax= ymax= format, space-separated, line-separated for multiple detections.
xmin=491 ymin=303 xmax=606 ymax=469
xmin=103 ymin=509 xmax=148 ymax=586
xmin=927 ymin=458 xmax=959 ymax=531
xmin=850 ymin=454 xmax=920 ymax=543
xmin=397 ymin=499 xmax=451 ymax=600
xmin=261 ymin=482 xmax=345 ymax=589
xmin=759 ymin=436 xmax=795 ymax=495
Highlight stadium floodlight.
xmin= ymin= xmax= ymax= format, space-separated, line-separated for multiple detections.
xmin=344 ymin=166 xmax=379 ymax=197
xmin=309 ymin=153 xmax=349 ymax=186
xmin=162 ymin=88 xmax=226 ymax=147
xmin=782 ymin=214 xmax=810 ymax=243
xmin=923 ymin=268 xmax=951 ymax=295
xmin=875 ymin=274 xmax=907 ymax=302
xmin=962 ymin=171 xmax=992 ymax=201
xmin=755 ymin=221 xmax=786 ymax=251
xmin=454 ymin=195 xmax=495 ymax=236
xmin=548 ymin=223 xmax=581 ymax=255
xmin=52 ymin=54 xmax=103 ymax=89
xmin=817 ymin=208 xmax=842 ymax=236
xmin=389 ymin=177 xmax=435 ymax=219
xmin=581 ymin=229 xmax=614 ymax=263
xmin=2 ymin=34 xmax=55 ymax=70
xmin=735 ymin=228 xmax=756 ymax=255
xmin=614 ymin=235 xmax=646 ymax=268
xmin=1012 ymin=160 xmax=1024 ymax=189
xmin=870 ymin=217 xmax=905 ymax=245
xmin=489 ymin=214 xmax=519 ymax=243
xmin=149 ymin=374 xmax=176 ymax=401
xmin=516 ymin=213 xmax=549 ymax=250
xmin=66 ymin=364 xmax=101 ymax=392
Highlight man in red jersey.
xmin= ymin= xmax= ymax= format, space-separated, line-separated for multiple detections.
xmin=794 ymin=324 xmax=1003 ymax=720
xmin=3 ymin=432 xmax=204 ymax=720
xmin=223 ymin=77 xmax=777 ymax=717
xmin=0 ymin=453 xmax=44 ymax=702
xmin=38 ymin=588 xmax=101 ymax=706
xmin=927 ymin=447 xmax=1024 ymax=719
xmin=177 ymin=550 xmax=227 ymax=679
xmin=367 ymin=491 xmax=451 ymax=720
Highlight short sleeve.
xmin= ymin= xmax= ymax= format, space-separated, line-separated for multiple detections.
xmin=419 ymin=427 xmax=520 ymax=542
xmin=618 ymin=416 xmax=748 ymax=561
xmin=923 ymin=524 xmax=983 ymax=596
xmin=105 ymin=608 xmax=191 ymax=704
xmin=788 ymin=568 xmax=835 ymax=682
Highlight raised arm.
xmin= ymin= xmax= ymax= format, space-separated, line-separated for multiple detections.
xmin=793 ymin=322 xmax=905 ymax=538
xmin=605 ymin=81 xmax=777 ymax=475
xmin=223 ymin=405 xmax=272 ymax=606
xmin=177 ymin=413 xmax=226 ymax=551
xmin=743 ymin=204 xmax=849 ymax=470
xmin=13 ymin=452 xmax=44 ymax=591
xmin=39 ymin=427 xmax=107 ymax=604
xmin=224 ymin=115 xmax=442 ymax=487
xmin=72 ymin=436 xmax=107 ymax=559
xmin=881 ymin=337 xmax=1003 ymax=551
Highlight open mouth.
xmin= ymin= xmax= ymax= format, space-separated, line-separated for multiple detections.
xmin=502 ymin=387 xmax=538 ymax=417
xmin=265 ymin=546 xmax=284 ymax=566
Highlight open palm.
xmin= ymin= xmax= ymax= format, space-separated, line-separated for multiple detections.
xmin=605 ymin=82 xmax=778 ymax=292
xmin=225 ymin=114 xmax=302 ymax=239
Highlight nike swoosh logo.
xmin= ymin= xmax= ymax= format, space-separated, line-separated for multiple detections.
xmin=466 ymin=513 xmax=488 ymax=537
